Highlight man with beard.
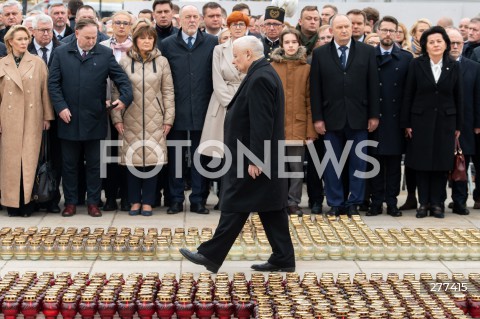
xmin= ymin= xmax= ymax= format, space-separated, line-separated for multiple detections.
xmin=49 ymin=3 xmax=73 ymax=41
xmin=367 ymin=16 xmax=413 ymax=217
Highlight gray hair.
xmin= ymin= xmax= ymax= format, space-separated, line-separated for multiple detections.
xmin=179 ymin=5 xmax=199 ymax=17
xmin=22 ymin=16 xmax=34 ymax=26
xmin=48 ymin=3 xmax=67 ymax=15
xmin=0 ymin=0 xmax=22 ymax=14
xmin=330 ymin=14 xmax=351 ymax=28
xmin=32 ymin=14 xmax=53 ymax=29
xmin=233 ymin=35 xmax=264 ymax=58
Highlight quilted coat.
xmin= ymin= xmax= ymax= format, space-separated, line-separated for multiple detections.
xmin=111 ymin=48 xmax=175 ymax=167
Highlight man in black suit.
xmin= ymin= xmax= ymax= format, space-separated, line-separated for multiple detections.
xmin=49 ymin=3 xmax=74 ymax=41
xmin=153 ymin=0 xmax=178 ymax=47
xmin=48 ymin=19 xmax=132 ymax=218
xmin=310 ymin=14 xmax=380 ymax=217
xmin=447 ymin=27 xmax=480 ymax=214
xmin=0 ymin=0 xmax=22 ymax=43
xmin=367 ymin=16 xmax=413 ymax=218
xmin=29 ymin=14 xmax=65 ymax=214
xmin=180 ymin=36 xmax=294 ymax=273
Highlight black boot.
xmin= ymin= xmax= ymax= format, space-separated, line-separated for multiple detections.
xmin=399 ymin=193 xmax=418 ymax=210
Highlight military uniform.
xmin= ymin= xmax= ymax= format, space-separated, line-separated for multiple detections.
xmin=263 ymin=37 xmax=280 ymax=62
xmin=262 ymin=6 xmax=285 ymax=62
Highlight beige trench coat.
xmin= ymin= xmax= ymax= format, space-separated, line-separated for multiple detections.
xmin=0 ymin=52 xmax=54 ymax=207
xmin=199 ymin=39 xmax=245 ymax=158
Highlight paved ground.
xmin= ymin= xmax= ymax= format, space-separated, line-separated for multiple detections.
xmin=1 ymin=186 xmax=479 ymax=279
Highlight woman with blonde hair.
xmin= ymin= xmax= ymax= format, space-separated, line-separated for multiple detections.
xmin=111 ymin=25 xmax=175 ymax=216
xmin=0 ymin=25 xmax=54 ymax=217
xmin=271 ymin=28 xmax=316 ymax=216
xmin=409 ymin=18 xmax=431 ymax=57
xmin=396 ymin=22 xmax=412 ymax=52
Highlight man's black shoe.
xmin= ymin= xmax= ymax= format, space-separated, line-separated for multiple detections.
xmin=47 ymin=202 xmax=61 ymax=213
xmin=347 ymin=205 xmax=359 ymax=217
xmin=179 ymin=248 xmax=220 ymax=273
xmin=416 ymin=205 xmax=429 ymax=218
xmin=366 ymin=205 xmax=382 ymax=216
xmin=452 ymin=204 xmax=470 ymax=215
xmin=251 ymin=262 xmax=295 ymax=272
xmin=213 ymin=202 xmax=220 ymax=210
xmin=430 ymin=205 xmax=445 ymax=219
xmin=190 ymin=203 xmax=209 ymax=214
xmin=167 ymin=202 xmax=183 ymax=214
xmin=358 ymin=201 xmax=369 ymax=212
xmin=120 ymin=199 xmax=131 ymax=212
xmin=386 ymin=206 xmax=402 ymax=217
xmin=103 ymin=199 xmax=118 ymax=211
xmin=311 ymin=202 xmax=322 ymax=214
xmin=326 ymin=206 xmax=341 ymax=217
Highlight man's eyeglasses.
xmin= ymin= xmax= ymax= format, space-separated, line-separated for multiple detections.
xmin=264 ymin=22 xmax=283 ymax=27
xmin=36 ymin=28 xmax=52 ymax=34
xmin=113 ymin=21 xmax=131 ymax=26
xmin=379 ymin=28 xmax=396 ymax=35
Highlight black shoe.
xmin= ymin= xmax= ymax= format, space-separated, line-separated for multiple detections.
xmin=164 ymin=199 xmax=171 ymax=207
xmin=452 ymin=203 xmax=470 ymax=215
xmin=46 ymin=202 xmax=61 ymax=213
xmin=179 ymin=248 xmax=220 ymax=273
xmin=366 ymin=205 xmax=382 ymax=216
xmin=213 ymin=202 xmax=220 ymax=210
xmin=103 ymin=199 xmax=118 ymax=211
xmin=311 ymin=202 xmax=322 ymax=215
xmin=120 ymin=199 xmax=131 ymax=212
xmin=98 ymin=199 xmax=104 ymax=208
xmin=448 ymin=201 xmax=454 ymax=209
xmin=430 ymin=205 xmax=445 ymax=218
xmin=190 ymin=203 xmax=209 ymax=214
xmin=399 ymin=195 xmax=418 ymax=210
xmin=386 ymin=206 xmax=402 ymax=217
xmin=358 ymin=201 xmax=369 ymax=212
xmin=167 ymin=202 xmax=183 ymax=214
xmin=347 ymin=205 xmax=359 ymax=217
xmin=251 ymin=262 xmax=295 ymax=272
xmin=416 ymin=205 xmax=429 ymax=218
xmin=326 ymin=206 xmax=341 ymax=217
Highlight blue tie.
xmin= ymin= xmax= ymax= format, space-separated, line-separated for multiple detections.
xmin=339 ymin=46 xmax=347 ymax=69
xmin=187 ymin=36 xmax=194 ymax=49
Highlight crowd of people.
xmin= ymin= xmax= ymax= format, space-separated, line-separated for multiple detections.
xmin=0 ymin=0 xmax=476 ymax=223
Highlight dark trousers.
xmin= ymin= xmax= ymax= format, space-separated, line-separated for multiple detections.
xmin=473 ymin=134 xmax=480 ymax=201
xmin=197 ymin=210 xmax=295 ymax=267
xmin=155 ymin=164 xmax=170 ymax=206
xmin=416 ymin=170 xmax=448 ymax=206
xmin=61 ymin=139 xmax=101 ymax=205
xmin=404 ymin=166 xmax=417 ymax=194
xmin=104 ymin=124 xmax=127 ymax=202
xmin=167 ymin=130 xmax=206 ymax=204
xmin=323 ymin=127 xmax=368 ymax=207
xmin=451 ymin=155 xmax=472 ymax=206
xmin=306 ymin=139 xmax=324 ymax=206
xmin=6 ymin=165 xmax=34 ymax=215
xmin=370 ymin=155 xmax=402 ymax=207
xmin=127 ymin=166 xmax=159 ymax=206
xmin=46 ymin=121 xmax=62 ymax=205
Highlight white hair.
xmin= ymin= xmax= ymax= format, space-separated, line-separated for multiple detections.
xmin=330 ymin=14 xmax=351 ymax=28
xmin=233 ymin=35 xmax=264 ymax=58
xmin=179 ymin=5 xmax=199 ymax=17
xmin=32 ymin=14 xmax=53 ymax=29
xmin=22 ymin=16 xmax=34 ymax=26
xmin=0 ymin=0 xmax=22 ymax=14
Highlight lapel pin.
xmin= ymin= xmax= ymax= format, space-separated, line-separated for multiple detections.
xmin=446 ymin=67 xmax=449 ymax=70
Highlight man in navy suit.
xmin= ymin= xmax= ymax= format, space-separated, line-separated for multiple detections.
xmin=447 ymin=27 xmax=480 ymax=215
xmin=310 ymin=14 xmax=380 ymax=217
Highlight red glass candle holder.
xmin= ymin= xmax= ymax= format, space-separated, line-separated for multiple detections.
xmin=117 ymin=298 xmax=137 ymax=319
xmin=60 ymin=294 xmax=78 ymax=319
xmin=155 ymin=295 xmax=176 ymax=319
xmin=136 ymin=296 xmax=156 ymax=319
xmin=470 ymin=295 xmax=480 ymax=318
xmin=97 ymin=295 xmax=117 ymax=319
xmin=195 ymin=296 xmax=214 ymax=319
xmin=20 ymin=295 xmax=40 ymax=319
xmin=234 ymin=296 xmax=253 ymax=319
xmin=42 ymin=295 xmax=60 ymax=319
xmin=78 ymin=295 xmax=97 ymax=319
xmin=175 ymin=295 xmax=195 ymax=319
xmin=2 ymin=295 xmax=20 ymax=319
xmin=215 ymin=296 xmax=233 ymax=319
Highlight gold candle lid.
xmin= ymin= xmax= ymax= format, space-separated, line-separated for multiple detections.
xmin=197 ymin=294 xmax=212 ymax=302
xmin=4 ymin=294 xmax=17 ymax=302
xmin=81 ymin=294 xmax=95 ymax=302
xmin=99 ymin=295 xmax=114 ymax=302
xmin=63 ymin=294 xmax=76 ymax=303
xmin=44 ymin=295 xmax=58 ymax=302
xmin=158 ymin=294 xmax=172 ymax=302
xmin=177 ymin=295 xmax=191 ymax=303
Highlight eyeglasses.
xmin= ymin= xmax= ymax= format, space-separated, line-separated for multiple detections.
xmin=451 ymin=41 xmax=463 ymax=47
xmin=36 ymin=28 xmax=52 ymax=34
xmin=113 ymin=21 xmax=131 ymax=26
xmin=318 ymin=36 xmax=332 ymax=41
xmin=367 ymin=41 xmax=380 ymax=46
xmin=230 ymin=22 xmax=246 ymax=28
xmin=379 ymin=28 xmax=396 ymax=35
xmin=264 ymin=22 xmax=283 ymax=27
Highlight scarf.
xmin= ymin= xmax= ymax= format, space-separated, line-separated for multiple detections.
xmin=411 ymin=38 xmax=421 ymax=57
xmin=13 ymin=53 xmax=23 ymax=68
xmin=296 ymin=24 xmax=318 ymax=56
xmin=110 ymin=37 xmax=133 ymax=57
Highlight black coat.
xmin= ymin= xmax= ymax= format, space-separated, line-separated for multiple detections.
xmin=61 ymin=31 xmax=110 ymax=44
xmin=219 ymin=58 xmax=288 ymax=212
xmin=155 ymin=24 xmax=178 ymax=49
xmin=458 ymin=57 xmax=480 ymax=155
xmin=27 ymin=37 xmax=64 ymax=67
xmin=400 ymin=55 xmax=464 ymax=171
xmin=48 ymin=41 xmax=133 ymax=141
xmin=159 ymin=30 xmax=217 ymax=131
xmin=371 ymin=45 xmax=413 ymax=155
xmin=310 ymin=39 xmax=380 ymax=131
xmin=0 ymin=42 xmax=6 ymax=57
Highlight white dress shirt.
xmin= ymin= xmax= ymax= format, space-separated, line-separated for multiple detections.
xmin=430 ymin=59 xmax=443 ymax=83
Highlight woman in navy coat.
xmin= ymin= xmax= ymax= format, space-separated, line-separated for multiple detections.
xmin=401 ymin=26 xmax=463 ymax=219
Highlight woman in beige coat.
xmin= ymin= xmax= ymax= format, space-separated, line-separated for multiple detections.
xmin=111 ymin=25 xmax=174 ymax=217
xmin=271 ymin=28 xmax=316 ymax=217
xmin=0 ymin=25 xmax=54 ymax=217
xmin=199 ymin=12 xmax=248 ymax=209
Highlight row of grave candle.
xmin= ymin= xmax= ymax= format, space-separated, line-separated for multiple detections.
xmin=0 ymin=214 xmax=479 ymax=261
xmin=0 ymin=271 xmax=480 ymax=318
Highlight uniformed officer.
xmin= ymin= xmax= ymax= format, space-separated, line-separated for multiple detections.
xmin=262 ymin=6 xmax=284 ymax=62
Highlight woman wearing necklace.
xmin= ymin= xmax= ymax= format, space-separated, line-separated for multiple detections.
xmin=0 ymin=25 xmax=54 ymax=217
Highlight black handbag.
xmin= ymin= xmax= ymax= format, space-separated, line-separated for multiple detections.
xmin=32 ymin=131 xmax=57 ymax=203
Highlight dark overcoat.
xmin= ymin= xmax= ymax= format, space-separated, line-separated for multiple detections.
xmin=159 ymin=29 xmax=217 ymax=131
xmin=400 ymin=55 xmax=464 ymax=171
xmin=48 ymin=41 xmax=133 ymax=141
xmin=28 ymin=37 xmax=64 ymax=67
xmin=371 ymin=45 xmax=413 ymax=155
xmin=310 ymin=39 xmax=380 ymax=131
xmin=458 ymin=57 xmax=480 ymax=155
xmin=219 ymin=58 xmax=288 ymax=213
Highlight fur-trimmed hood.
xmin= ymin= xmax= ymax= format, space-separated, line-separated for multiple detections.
xmin=270 ymin=46 xmax=307 ymax=64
